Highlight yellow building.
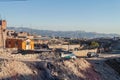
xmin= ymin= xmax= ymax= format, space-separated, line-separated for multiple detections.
xmin=6 ymin=38 xmax=34 ymax=50
xmin=22 ymin=39 xmax=34 ymax=50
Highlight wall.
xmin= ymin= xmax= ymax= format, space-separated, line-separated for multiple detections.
xmin=49 ymin=44 xmax=81 ymax=50
xmin=73 ymin=49 xmax=97 ymax=57
xmin=6 ymin=39 xmax=22 ymax=49
xmin=0 ymin=20 xmax=7 ymax=48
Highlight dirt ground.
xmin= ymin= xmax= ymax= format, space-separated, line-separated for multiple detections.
xmin=0 ymin=49 xmax=120 ymax=80
xmin=0 ymin=51 xmax=101 ymax=80
xmin=87 ymin=58 xmax=120 ymax=80
xmin=0 ymin=58 xmax=101 ymax=80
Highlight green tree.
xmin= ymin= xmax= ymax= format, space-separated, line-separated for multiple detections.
xmin=90 ymin=41 xmax=99 ymax=48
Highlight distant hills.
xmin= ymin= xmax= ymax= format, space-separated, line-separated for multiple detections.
xmin=7 ymin=27 xmax=120 ymax=38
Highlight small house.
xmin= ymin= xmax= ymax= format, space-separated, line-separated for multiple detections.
xmin=6 ymin=38 xmax=34 ymax=50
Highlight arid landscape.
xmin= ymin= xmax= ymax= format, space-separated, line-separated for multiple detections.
xmin=0 ymin=0 xmax=120 ymax=80
xmin=0 ymin=49 xmax=120 ymax=80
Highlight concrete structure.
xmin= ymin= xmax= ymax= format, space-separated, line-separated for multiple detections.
xmin=0 ymin=20 xmax=7 ymax=48
xmin=0 ymin=20 xmax=6 ymax=30
xmin=49 ymin=44 xmax=81 ymax=50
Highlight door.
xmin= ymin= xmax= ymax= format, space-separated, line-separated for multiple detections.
xmin=26 ymin=39 xmax=31 ymax=50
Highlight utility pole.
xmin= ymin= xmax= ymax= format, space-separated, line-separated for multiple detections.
xmin=68 ymin=40 xmax=70 ymax=52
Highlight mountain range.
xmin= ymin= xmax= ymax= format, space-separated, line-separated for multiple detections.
xmin=7 ymin=27 xmax=120 ymax=39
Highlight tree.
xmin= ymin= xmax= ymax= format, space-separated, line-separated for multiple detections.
xmin=90 ymin=41 xmax=99 ymax=49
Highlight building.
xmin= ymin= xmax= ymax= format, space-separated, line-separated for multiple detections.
xmin=0 ymin=20 xmax=7 ymax=48
xmin=0 ymin=20 xmax=6 ymax=30
xmin=17 ymin=32 xmax=29 ymax=38
xmin=6 ymin=38 xmax=34 ymax=50
xmin=34 ymin=37 xmax=50 ymax=44
xmin=6 ymin=30 xmax=16 ymax=38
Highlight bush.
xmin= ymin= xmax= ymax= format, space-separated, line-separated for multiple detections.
xmin=90 ymin=41 xmax=99 ymax=49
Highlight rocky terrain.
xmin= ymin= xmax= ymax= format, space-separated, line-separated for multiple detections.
xmin=0 ymin=50 xmax=120 ymax=80
xmin=0 ymin=51 xmax=102 ymax=80
xmin=105 ymin=58 xmax=120 ymax=75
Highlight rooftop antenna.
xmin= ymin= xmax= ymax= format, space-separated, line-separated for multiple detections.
xmin=29 ymin=24 xmax=32 ymax=35
xmin=3 ymin=15 xmax=6 ymax=20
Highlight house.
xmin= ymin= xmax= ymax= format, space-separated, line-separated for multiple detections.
xmin=6 ymin=38 xmax=34 ymax=50
xmin=34 ymin=37 xmax=50 ymax=44
xmin=17 ymin=32 xmax=29 ymax=38
xmin=6 ymin=30 xmax=16 ymax=38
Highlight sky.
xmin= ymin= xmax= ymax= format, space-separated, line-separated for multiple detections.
xmin=0 ymin=0 xmax=120 ymax=34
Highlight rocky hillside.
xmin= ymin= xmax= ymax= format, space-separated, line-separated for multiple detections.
xmin=0 ymin=58 xmax=101 ymax=80
xmin=0 ymin=51 xmax=101 ymax=80
xmin=0 ymin=51 xmax=120 ymax=80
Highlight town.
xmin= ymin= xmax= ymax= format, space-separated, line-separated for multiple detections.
xmin=0 ymin=0 xmax=120 ymax=79
xmin=0 ymin=20 xmax=120 ymax=80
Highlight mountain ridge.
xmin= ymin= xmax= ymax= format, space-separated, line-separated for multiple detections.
xmin=7 ymin=27 xmax=120 ymax=38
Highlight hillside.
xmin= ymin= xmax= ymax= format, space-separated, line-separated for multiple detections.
xmin=0 ymin=51 xmax=101 ymax=80
xmin=7 ymin=27 xmax=120 ymax=38
xmin=0 ymin=50 xmax=120 ymax=80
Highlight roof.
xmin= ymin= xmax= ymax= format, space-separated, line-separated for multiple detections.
xmin=34 ymin=37 xmax=50 ymax=40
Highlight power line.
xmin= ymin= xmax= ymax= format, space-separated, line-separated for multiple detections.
xmin=0 ymin=0 xmax=27 ymax=2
